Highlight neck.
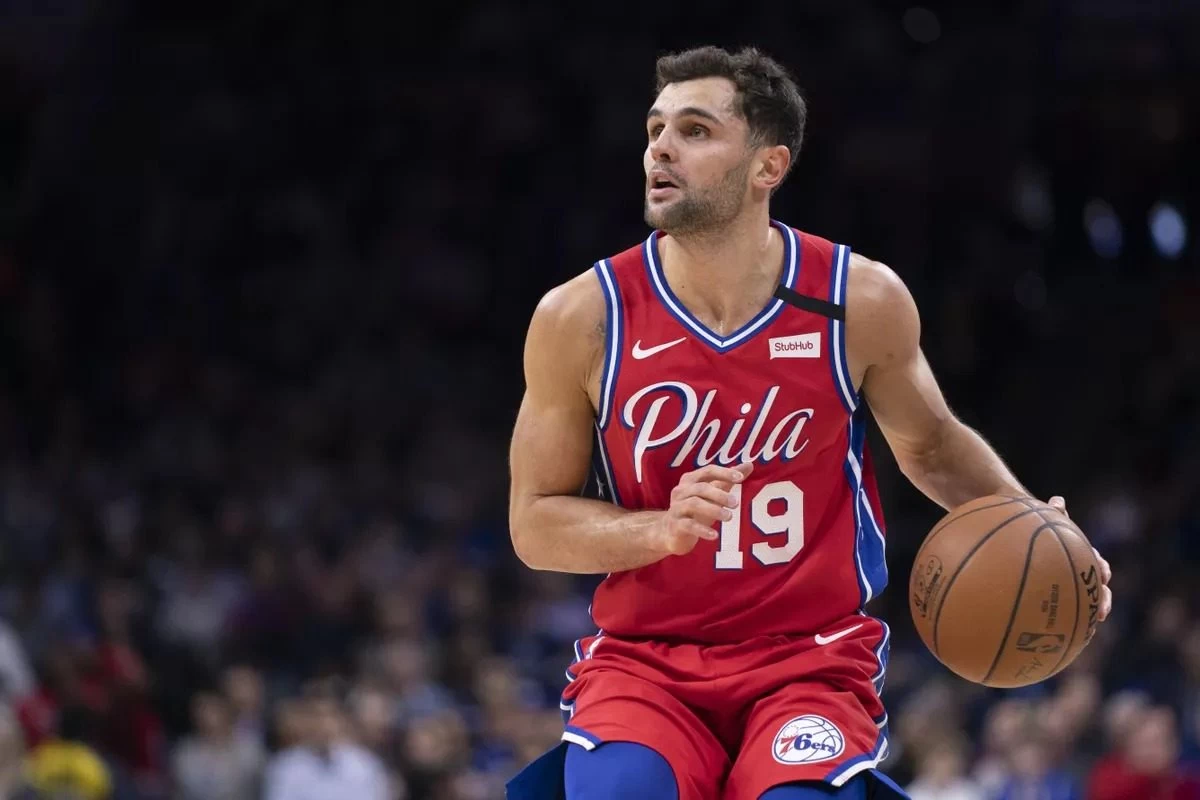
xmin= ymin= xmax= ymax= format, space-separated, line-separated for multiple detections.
xmin=658 ymin=208 xmax=782 ymax=335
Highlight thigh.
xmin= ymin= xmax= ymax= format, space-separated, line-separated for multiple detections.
xmin=565 ymin=741 xmax=678 ymax=800
xmin=722 ymin=682 xmax=890 ymax=800
xmin=564 ymin=652 xmax=728 ymax=799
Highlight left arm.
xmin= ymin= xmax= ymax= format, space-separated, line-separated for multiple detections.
xmin=846 ymin=256 xmax=1028 ymax=511
xmin=846 ymin=254 xmax=1111 ymax=620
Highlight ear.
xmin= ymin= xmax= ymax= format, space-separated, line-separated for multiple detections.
xmin=753 ymin=144 xmax=791 ymax=192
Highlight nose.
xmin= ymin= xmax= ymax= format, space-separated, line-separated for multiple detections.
xmin=648 ymin=129 xmax=675 ymax=164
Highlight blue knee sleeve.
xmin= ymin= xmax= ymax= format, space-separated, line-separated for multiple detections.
xmin=564 ymin=741 xmax=678 ymax=800
xmin=760 ymin=773 xmax=910 ymax=800
xmin=759 ymin=776 xmax=868 ymax=800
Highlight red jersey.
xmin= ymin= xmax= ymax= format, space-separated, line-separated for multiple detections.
xmin=587 ymin=220 xmax=888 ymax=644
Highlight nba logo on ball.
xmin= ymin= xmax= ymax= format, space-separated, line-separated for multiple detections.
xmin=771 ymin=715 xmax=845 ymax=764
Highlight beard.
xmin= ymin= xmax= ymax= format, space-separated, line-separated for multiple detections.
xmin=644 ymin=156 xmax=751 ymax=235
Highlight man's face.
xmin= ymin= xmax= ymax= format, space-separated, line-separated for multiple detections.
xmin=643 ymin=77 xmax=754 ymax=235
xmin=309 ymin=697 xmax=344 ymax=746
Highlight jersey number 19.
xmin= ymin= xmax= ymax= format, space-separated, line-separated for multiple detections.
xmin=714 ymin=480 xmax=805 ymax=569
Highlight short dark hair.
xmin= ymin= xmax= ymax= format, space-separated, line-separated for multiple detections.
xmin=654 ymin=45 xmax=807 ymax=180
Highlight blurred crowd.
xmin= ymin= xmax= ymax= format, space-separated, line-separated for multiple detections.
xmin=0 ymin=0 xmax=1199 ymax=799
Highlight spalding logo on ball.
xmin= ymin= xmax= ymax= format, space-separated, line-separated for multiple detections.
xmin=771 ymin=715 xmax=845 ymax=764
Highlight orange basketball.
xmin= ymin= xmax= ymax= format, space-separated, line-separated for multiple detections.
xmin=909 ymin=495 xmax=1102 ymax=688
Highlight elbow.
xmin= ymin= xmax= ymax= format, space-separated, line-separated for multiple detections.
xmin=509 ymin=507 xmax=547 ymax=570
xmin=896 ymin=418 xmax=957 ymax=482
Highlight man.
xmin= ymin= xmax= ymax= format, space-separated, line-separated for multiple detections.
xmin=262 ymin=684 xmax=391 ymax=800
xmin=505 ymin=45 xmax=1112 ymax=800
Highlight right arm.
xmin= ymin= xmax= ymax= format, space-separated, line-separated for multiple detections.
xmin=508 ymin=273 xmax=747 ymax=574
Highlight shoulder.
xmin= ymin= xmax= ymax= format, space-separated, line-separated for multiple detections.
xmin=334 ymin=743 xmax=389 ymax=781
xmin=524 ymin=267 xmax=608 ymax=395
xmin=266 ymin=747 xmax=307 ymax=771
xmin=846 ymin=253 xmax=914 ymax=312
xmin=530 ymin=267 xmax=607 ymax=340
xmin=845 ymin=252 xmax=921 ymax=368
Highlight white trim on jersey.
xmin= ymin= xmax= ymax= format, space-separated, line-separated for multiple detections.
xmin=830 ymin=244 xmax=858 ymax=412
xmin=828 ymin=736 xmax=890 ymax=787
xmin=594 ymin=259 xmax=622 ymax=430
xmin=644 ymin=222 xmax=798 ymax=351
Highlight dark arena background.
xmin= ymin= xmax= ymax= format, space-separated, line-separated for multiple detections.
xmin=0 ymin=1 xmax=1198 ymax=798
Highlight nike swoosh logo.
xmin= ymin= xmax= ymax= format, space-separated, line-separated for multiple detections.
xmin=814 ymin=623 xmax=864 ymax=646
xmin=631 ymin=337 xmax=687 ymax=359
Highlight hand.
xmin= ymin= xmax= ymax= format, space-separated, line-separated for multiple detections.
xmin=1049 ymin=496 xmax=1112 ymax=622
xmin=652 ymin=463 xmax=754 ymax=556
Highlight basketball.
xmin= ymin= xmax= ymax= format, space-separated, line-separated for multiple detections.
xmin=909 ymin=495 xmax=1103 ymax=688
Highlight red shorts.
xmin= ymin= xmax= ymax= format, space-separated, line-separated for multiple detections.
xmin=560 ymin=614 xmax=891 ymax=800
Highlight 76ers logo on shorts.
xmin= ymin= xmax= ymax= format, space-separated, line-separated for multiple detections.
xmin=772 ymin=715 xmax=846 ymax=765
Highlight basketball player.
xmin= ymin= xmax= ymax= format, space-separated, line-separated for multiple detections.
xmin=505 ymin=45 xmax=1112 ymax=800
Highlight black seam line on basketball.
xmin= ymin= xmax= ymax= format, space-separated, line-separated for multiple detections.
xmin=1008 ymin=495 xmax=1088 ymax=540
xmin=981 ymin=523 xmax=1053 ymax=685
xmin=931 ymin=507 xmax=1045 ymax=657
xmin=922 ymin=497 xmax=1027 ymax=553
xmin=772 ymin=284 xmax=845 ymax=321
xmin=1044 ymin=524 xmax=1083 ymax=678
xmin=1010 ymin=496 xmax=1091 ymax=676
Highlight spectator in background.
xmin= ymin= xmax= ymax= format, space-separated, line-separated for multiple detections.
xmin=171 ymin=690 xmax=263 ymax=800
xmin=222 ymin=664 xmax=268 ymax=750
xmin=0 ymin=618 xmax=34 ymax=703
xmin=0 ymin=703 xmax=27 ymax=798
xmin=994 ymin=726 xmax=1080 ymax=800
xmin=154 ymin=533 xmax=244 ymax=660
xmin=1087 ymin=705 xmax=1200 ymax=800
xmin=262 ymin=684 xmax=392 ymax=800
xmin=905 ymin=734 xmax=984 ymax=800
xmin=973 ymin=699 xmax=1035 ymax=797
xmin=92 ymin=577 xmax=167 ymax=797
xmin=1177 ymin=626 xmax=1200 ymax=764
xmin=0 ymin=2 xmax=1195 ymax=798
xmin=23 ymin=705 xmax=115 ymax=800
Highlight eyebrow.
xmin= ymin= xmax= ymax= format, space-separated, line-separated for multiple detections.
xmin=646 ymin=106 xmax=723 ymax=125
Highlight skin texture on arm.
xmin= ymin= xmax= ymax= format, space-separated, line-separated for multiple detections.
xmin=508 ymin=272 xmax=667 ymax=573
xmin=507 ymin=271 xmax=748 ymax=574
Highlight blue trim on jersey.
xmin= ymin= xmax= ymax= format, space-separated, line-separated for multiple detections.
xmin=845 ymin=409 xmax=888 ymax=605
xmin=593 ymin=423 xmax=622 ymax=507
xmin=564 ymin=725 xmax=602 ymax=750
xmin=844 ymin=454 xmax=870 ymax=606
xmin=824 ymin=727 xmax=889 ymax=787
xmin=643 ymin=220 xmax=799 ymax=353
xmin=828 ymin=244 xmax=859 ymax=414
xmin=594 ymin=259 xmax=623 ymax=431
xmin=871 ymin=620 xmax=891 ymax=695
xmin=850 ymin=407 xmax=888 ymax=599
xmin=562 ymin=631 xmax=605 ymax=722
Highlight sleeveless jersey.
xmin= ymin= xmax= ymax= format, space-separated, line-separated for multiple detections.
xmin=587 ymin=220 xmax=888 ymax=644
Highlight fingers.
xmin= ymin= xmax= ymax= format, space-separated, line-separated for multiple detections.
xmin=677 ymin=496 xmax=730 ymax=528
xmin=659 ymin=513 xmax=717 ymax=558
xmin=671 ymin=481 xmax=739 ymax=514
xmin=679 ymin=462 xmax=754 ymax=488
xmin=1093 ymin=547 xmax=1112 ymax=585
xmin=663 ymin=519 xmax=719 ymax=551
xmin=1093 ymin=547 xmax=1112 ymax=622
xmin=659 ymin=463 xmax=754 ymax=557
xmin=1048 ymin=495 xmax=1069 ymax=518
